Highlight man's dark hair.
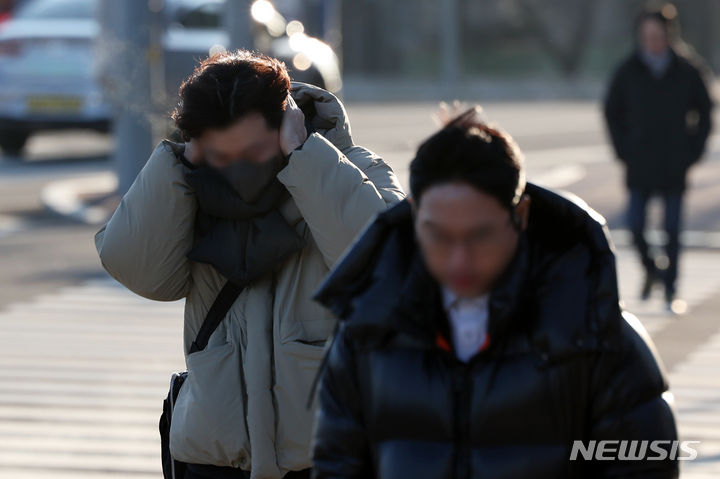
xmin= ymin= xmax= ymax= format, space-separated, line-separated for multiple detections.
xmin=172 ymin=49 xmax=291 ymax=140
xmin=409 ymin=107 xmax=526 ymax=210
xmin=635 ymin=3 xmax=678 ymax=36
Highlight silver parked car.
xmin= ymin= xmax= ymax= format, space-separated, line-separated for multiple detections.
xmin=0 ymin=0 xmax=107 ymax=155
xmin=0 ymin=0 xmax=341 ymax=157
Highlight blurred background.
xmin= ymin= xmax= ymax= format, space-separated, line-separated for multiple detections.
xmin=0 ymin=0 xmax=718 ymax=477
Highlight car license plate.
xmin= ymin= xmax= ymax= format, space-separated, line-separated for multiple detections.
xmin=26 ymin=95 xmax=83 ymax=114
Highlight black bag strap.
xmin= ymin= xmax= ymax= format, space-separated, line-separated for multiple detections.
xmin=189 ymin=281 xmax=244 ymax=354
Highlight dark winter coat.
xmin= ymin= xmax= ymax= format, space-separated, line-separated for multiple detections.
xmin=604 ymin=48 xmax=713 ymax=192
xmin=311 ymin=184 xmax=679 ymax=479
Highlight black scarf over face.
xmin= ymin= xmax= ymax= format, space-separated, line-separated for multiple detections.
xmin=182 ymin=153 xmax=306 ymax=286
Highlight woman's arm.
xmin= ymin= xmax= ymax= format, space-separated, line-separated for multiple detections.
xmin=94 ymin=141 xmax=197 ymax=301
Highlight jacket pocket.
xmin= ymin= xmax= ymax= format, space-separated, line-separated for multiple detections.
xmin=169 ymin=341 xmax=251 ymax=468
xmin=275 ymin=239 xmax=336 ymax=345
xmin=272 ymin=340 xmax=327 ymax=471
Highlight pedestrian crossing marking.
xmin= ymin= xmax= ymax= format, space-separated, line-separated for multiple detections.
xmin=0 ymin=277 xmax=184 ymax=477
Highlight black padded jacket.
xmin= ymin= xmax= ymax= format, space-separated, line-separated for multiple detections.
xmin=311 ymin=183 xmax=679 ymax=479
xmin=604 ymin=48 xmax=713 ymax=193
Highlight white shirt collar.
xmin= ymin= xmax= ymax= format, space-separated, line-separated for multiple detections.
xmin=442 ymin=287 xmax=490 ymax=311
xmin=441 ymin=286 xmax=491 ymax=362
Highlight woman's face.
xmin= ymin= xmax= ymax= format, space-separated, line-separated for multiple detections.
xmin=198 ymin=112 xmax=283 ymax=169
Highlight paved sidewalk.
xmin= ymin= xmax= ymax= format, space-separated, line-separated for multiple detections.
xmin=616 ymin=248 xmax=720 ymax=338
xmin=670 ymin=329 xmax=720 ymax=479
xmin=0 ymin=247 xmax=718 ymax=477
xmin=0 ymin=280 xmax=184 ymax=478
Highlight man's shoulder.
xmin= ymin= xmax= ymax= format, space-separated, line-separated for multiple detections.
xmin=613 ymin=52 xmax=641 ymax=77
xmin=523 ymin=185 xmax=623 ymax=355
xmin=527 ymin=255 xmax=623 ymax=361
xmin=673 ymin=50 xmax=711 ymax=80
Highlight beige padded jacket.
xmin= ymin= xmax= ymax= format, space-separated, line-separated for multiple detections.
xmin=94 ymin=83 xmax=404 ymax=478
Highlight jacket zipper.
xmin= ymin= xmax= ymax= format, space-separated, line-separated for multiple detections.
xmin=451 ymin=359 xmax=473 ymax=479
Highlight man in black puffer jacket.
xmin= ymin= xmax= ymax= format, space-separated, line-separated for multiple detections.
xmin=310 ymin=109 xmax=679 ymax=478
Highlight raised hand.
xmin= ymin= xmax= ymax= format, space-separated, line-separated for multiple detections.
xmin=279 ymin=95 xmax=307 ymax=156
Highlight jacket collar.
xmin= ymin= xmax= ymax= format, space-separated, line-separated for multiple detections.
xmin=313 ymin=197 xmax=532 ymax=350
xmin=632 ymin=47 xmax=680 ymax=77
xmin=389 ymin=228 xmax=531 ymax=351
xmin=313 ymin=183 xmax=622 ymax=356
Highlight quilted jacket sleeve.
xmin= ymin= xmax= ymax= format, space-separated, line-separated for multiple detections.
xmin=277 ymin=132 xmax=404 ymax=269
xmin=94 ymin=141 xmax=196 ymax=301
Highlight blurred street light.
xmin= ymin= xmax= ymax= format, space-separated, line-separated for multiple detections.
xmin=250 ymin=0 xmax=285 ymax=37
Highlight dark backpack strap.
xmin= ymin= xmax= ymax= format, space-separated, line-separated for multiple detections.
xmin=189 ymin=281 xmax=244 ymax=354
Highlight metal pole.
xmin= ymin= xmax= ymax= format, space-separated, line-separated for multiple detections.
xmin=225 ymin=0 xmax=253 ymax=51
xmin=148 ymin=0 xmax=167 ymax=143
xmin=440 ymin=0 xmax=461 ymax=87
xmin=322 ymin=0 xmax=342 ymax=68
xmin=100 ymin=0 xmax=154 ymax=196
xmin=708 ymin=0 xmax=720 ymax=75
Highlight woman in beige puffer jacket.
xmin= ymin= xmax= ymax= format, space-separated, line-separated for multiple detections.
xmin=94 ymin=81 xmax=404 ymax=478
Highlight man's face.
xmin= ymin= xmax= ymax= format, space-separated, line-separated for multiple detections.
xmin=198 ymin=112 xmax=283 ymax=168
xmin=413 ymin=182 xmax=528 ymax=298
xmin=639 ymin=18 xmax=669 ymax=56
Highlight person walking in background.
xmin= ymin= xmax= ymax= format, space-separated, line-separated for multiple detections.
xmin=94 ymin=50 xmax=403 ymax=479
xmin=311 ymin=109 xmax=678 ymax=478
xmin=604 ymin=3 xmax=713 ymax=312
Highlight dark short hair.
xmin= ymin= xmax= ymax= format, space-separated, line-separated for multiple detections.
xmin=635 ymin=3 xmax=678 ymax=35
xmin=172 ymin=50 xmax=291 ymax=140
xmin=409 ymin=107 xmax=526 ymax=210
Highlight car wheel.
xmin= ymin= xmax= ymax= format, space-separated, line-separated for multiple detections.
xmin=0 ymin=130 xmax=30 ymax=158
